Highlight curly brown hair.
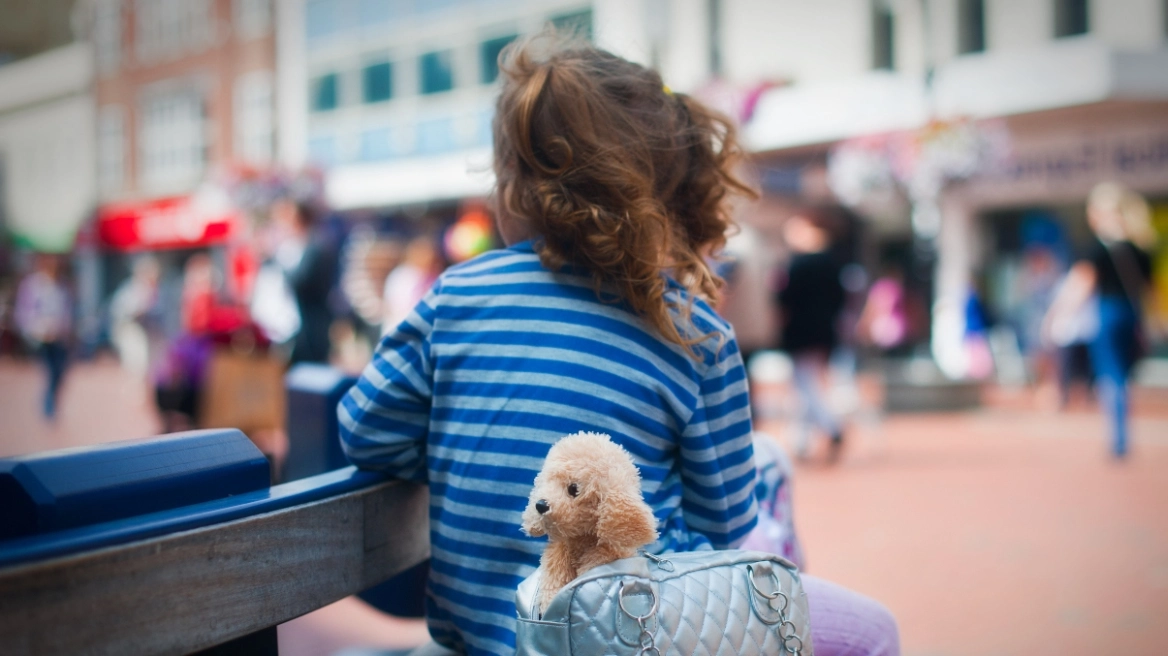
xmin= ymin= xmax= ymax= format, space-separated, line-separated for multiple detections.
xmin=492 ymin=33 xmax=755 ymax=357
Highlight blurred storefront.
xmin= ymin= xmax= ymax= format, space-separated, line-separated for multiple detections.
xmin=0 ymin=42 xmax=97 ymax=351
xmin=949 ymin=102 xmax=1168 ymax=362
xmin=737 ymin=20 xmax=1168 ymax=380
xmin=78 ymin=0 xmax=280 ymax=342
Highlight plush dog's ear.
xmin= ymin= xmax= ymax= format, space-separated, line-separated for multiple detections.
xmin=595 ymin=487 xmax=658 ymax=551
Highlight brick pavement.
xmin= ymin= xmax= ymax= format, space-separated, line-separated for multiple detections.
xmin=0 ymin=354 xmax=161 ymax=458
xmin=2 ymin=358 xmax=1166 ymax=655
xmin=758 ymin=387 xmax=1168 ymax=656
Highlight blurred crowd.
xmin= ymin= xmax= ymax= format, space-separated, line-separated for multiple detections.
xmin=720 ymin=181 xmax=1158 ymax=462
xmin=0 ymin=179 xmax=1159 ymax=466
xmin=0 ymin=187 xmax=465 ymax=468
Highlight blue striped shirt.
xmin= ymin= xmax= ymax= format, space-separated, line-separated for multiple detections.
xmin=338 ymin=240 xmax=758 ymax=656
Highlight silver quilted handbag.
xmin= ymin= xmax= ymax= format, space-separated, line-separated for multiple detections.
xmin=515 ymin=550 xmax=813 ymax=656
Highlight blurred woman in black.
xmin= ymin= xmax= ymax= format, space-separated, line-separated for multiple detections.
xmin=777 ymin=206 xmax=848 ymax=460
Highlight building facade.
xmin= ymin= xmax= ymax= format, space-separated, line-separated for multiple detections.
xmin=280 ymin=0 xmax=1168 ymax=373
xmin=90 ymin=0 xmax=278 ymax=205
xmin=284 ymin=0 xmax=590 ymax=211
xmin=0 ymin=43 xmax=96 ymax=255
xmin=671 ymin=0 xmax=1168 ymax=372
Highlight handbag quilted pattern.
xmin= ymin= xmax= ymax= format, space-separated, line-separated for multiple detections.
xmin=516 ymin=550 xmax=813 ymax=656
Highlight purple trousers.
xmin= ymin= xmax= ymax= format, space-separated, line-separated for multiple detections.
xmin=746 ymin=434 xmax=901 ymax=656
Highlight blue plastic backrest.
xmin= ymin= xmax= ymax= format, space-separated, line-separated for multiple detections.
xmin=284 ymin=364 xmax=356 ymax=482
xmin=0 ymin=429 xmax=270 ymax=540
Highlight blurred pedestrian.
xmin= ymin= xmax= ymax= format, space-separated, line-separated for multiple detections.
xmin=14 ymin=254 xmax=72 ymax=420
xmin=777 ymin=207 xmax=848 ymax=460
xmin=271 ymin=198 xmax=336 ymax=364
xmin=110 ymin=255 xmax=162 ymax=379
xmin=963 ymin=282 xmax=995 ymax=380
xmin=154 ymin=255 xmax=217 ymax=433
xmin=1044 ymin=182 xmax=1155 ymax=458
xmin=381 ymin=235 xmax=442 ymax=336
xmin=857 ymin=264 xmax=909 ymax=353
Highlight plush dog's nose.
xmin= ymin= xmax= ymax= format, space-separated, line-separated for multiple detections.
xmin=535 ymin=499 xmax=550 ymax=515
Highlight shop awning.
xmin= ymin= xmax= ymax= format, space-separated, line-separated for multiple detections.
xmin=97 ymin=193 xmax=240 ymax=251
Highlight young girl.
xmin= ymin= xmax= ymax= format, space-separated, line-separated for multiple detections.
xmin=340 ymin=34 xmax=898 ymax=656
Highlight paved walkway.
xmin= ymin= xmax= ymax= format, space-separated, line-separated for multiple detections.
xmin=760 ymin=405 xmax=1168 ymax=656
xmin=2 ymin=358 xmax=1166 ymax=655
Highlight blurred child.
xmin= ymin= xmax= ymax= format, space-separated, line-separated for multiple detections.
xmin=15 ymin=254 xmax=72 ymax=420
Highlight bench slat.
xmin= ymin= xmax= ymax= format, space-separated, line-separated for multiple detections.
xmin=0 ymin=480 xmax=428 ymax=656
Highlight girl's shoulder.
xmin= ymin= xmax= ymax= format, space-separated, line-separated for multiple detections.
xmin=436 ymin=243 xmax=544 ymax=281
xmin=663 ymin=283 xmax=739 ymax=367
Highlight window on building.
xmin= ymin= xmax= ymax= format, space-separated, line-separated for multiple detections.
xmin=872 ymin=1 xmax=895 ymax=70
xmin=708 ymin=0 xmax=722 ymax=76
xmin=417 ymin=116 xmax=457 ymax=154
xmin=551 ymin=9 xmax=593 ymax=41
xmin=359 ymin=127 xmax=393 ymax=161
xmin=1054 ymin=0 xmax=1089 ymax=37
xmin=234 ymin=0 xmax=271 ymax=40
xmin=480 ymin=35 xmax=516 ymax=84
xmin=306 ymin=0 xmax=339 ymax=40
xmin=958 ymin=0 xmax=986 ymax=53
xmin=139 ymin=86 xmax=206 ymax=191
xmin=235 ymin=72 xmax=274 ymax=163
xmin=97 ymin=106 xmax=126 ymax=194
xmin=308 ymin=135 xmax=337 ymax=166
xmin=419 ymin=50 xmax=454 ymax=95
xmin=0 ymin=154 xmax=6 ymax=233
xmin=312 ymin=73 xmax=340 ymax=111
xmin=135 ymin=0 xmax=215 ymax=63
xmin=94 ymin=0 xmax=122 ymax=75
xmin=363 ymin=60 xmax=394 ymax=103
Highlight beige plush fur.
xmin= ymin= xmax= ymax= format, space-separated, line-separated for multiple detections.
xmin=521 ymin=431 xmax=660 ymax=614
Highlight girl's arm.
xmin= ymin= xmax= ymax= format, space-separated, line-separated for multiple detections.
xmin=1041 ymin=261 xmax=1097 ymax=345
xmin=678 ymin=341 xmax=759 ymax=549
xmin=337 ymin=284 xmax=439 ymax=482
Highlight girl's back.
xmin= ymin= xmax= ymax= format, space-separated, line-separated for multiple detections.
xmin=340 ymin=242 xmax=755 ymax=655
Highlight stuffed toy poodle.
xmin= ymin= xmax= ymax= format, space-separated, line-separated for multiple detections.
xmin=522 ymin=431 xmax=659 ymax=614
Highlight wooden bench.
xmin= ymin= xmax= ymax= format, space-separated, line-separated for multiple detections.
xmin=0 ymin=428 xmax=430 ymax=655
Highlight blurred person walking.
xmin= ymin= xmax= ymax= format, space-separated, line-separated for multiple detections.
xmin=777 ymin=207 xmax=848 ymax=460
xmin=381 ymin=235 xmax=442 ymax=336
xmin=153 ymin=254 xmax=219 ymax=433
xmin=857 ymin=265 xmax=910 ymax=354
xmin=110 ymin=255 xmax=162 ymax=380
xmin=14 ymin=254 xmax=72 ymax=420
xmin=1044 ymin=182 xmax=1155 ymax=458
xmin=270 ymin=199 xmax=336 ymax=365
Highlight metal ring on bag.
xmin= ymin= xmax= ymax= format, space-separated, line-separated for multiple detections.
xmin=745 ymin=564 xmax=789 ymax=624
xmin=783 ymin=634 xmax=804 ymax=654
xmin=638 ymin=549 xmax=676 ymax=572
xmin=618 ymin=582 xmax=658 ymax=621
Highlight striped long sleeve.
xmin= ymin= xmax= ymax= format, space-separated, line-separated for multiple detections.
xmin=678 ymin=338 xmax=758 ymax=549
xmin=338 ymin=283 xmax=439 ymax=482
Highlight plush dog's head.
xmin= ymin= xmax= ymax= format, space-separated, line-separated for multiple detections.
xmin=522 ymin=432 xmax=658 ymax=552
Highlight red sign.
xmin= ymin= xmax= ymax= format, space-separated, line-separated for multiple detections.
xmin=98 ymin=194 xmax=239 ymax=251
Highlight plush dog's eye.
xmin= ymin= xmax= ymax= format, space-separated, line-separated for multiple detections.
xmin=567 ymin=483 xmax=579 ymax=497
